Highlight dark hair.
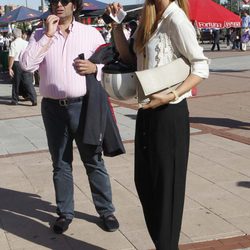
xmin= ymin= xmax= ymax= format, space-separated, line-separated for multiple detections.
xmin=48 ymin=0 xmax=83 ymax=20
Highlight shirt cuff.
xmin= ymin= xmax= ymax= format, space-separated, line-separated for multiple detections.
xmin=191 ymin=61 xmax=209 ymax=79
xmin=96 ymin=64 xmax=104 ymax=81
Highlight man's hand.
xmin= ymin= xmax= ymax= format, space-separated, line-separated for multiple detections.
xmin=74 ymin=59 xmax=97 ymax=75
xmin=142 ymin=92 xmax=175 ymax=109
xmin=45 ymin=15 xmax=60 ymax=37
xmin=9 ymin=68 xmax=14 ymax=78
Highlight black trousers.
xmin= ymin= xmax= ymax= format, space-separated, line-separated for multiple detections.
xmin=12 ymin=61 xmax=37 ymax=103
xmin=135 ymin=100 xmax=190 ymax=250
xmin=211 ymin=30 xmax=220 ymax=51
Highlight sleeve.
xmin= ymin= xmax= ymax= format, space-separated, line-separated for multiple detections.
xmin=169 ymin=17 xmax=209 ymax=79
xmin=92 ymin=27 xmax=106 ymax=81
xmin=19 ymin=29 xmax=54 ymax=72
xmin=8 ymin=42 xmax=16 ymax=58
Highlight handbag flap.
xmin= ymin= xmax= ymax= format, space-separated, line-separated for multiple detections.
xmin=135 ymin=57 xmax=190 ymax=96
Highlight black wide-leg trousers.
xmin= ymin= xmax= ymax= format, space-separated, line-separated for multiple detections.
xmin=135 ymin=99 xmax=190 ymax=250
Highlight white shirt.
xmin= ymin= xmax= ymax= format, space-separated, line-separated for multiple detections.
xmin=136 ymin=1 xmax=209 ymax=103
xmin=0 ymin=35 xmax=4 ymax=45
xmin=9 ymin=37 xmax=28 ymax=61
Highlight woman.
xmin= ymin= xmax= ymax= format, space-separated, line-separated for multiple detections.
xmin=106 ymin=0 xmax=209 ymax=249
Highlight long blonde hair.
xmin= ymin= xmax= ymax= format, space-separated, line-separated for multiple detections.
xmin=135 ymin=0 xmax=189 ymax=53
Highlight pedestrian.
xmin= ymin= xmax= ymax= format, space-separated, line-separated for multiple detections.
xmin=8 ymin=28 xmax=37 ymax=105
xmin=20 ymin=0 xmax=119 ymax=234
xmin=230 ymin=28 xmax=240 ymax=50
xmin=0 ymin=33 xmax=4 ymax=51
xmin=241 ymin=27 xmax=250 ymax=51
xmin=105 ymin=0 xmax=209 ymax=249
xmin=211 ymin=28 xmax=220 ymax=51
xmin=241 ymin=10 xmax=250 ymax=51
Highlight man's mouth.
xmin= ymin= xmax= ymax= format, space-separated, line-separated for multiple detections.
xmin=56 ymin=9 xmax=64 ymax=14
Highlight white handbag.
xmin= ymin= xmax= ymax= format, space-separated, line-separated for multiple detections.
xmin=135 ymin=57 xmax=190 ymax=103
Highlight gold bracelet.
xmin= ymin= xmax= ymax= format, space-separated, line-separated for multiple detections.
xmin=171 ymin=90 xmax=179 ymax=101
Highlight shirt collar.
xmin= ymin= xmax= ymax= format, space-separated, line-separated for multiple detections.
xmin=161 ymin=1 xmax=178 ymax=20
xmin=54 ymin=18 xmax=76 ymax=37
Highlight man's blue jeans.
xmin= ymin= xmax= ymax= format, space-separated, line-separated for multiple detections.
xmin=41 ymin=98 xmax=115 ymax=220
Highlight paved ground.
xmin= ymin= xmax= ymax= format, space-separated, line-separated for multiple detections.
xmin=0 ymin=43 xmax=250 ymax=250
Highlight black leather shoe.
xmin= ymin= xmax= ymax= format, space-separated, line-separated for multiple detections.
xmin=101 ymin=214 xmax=119 ymax=232
xmin=53 ymin=216 xmax=72 ymax=234
xmin=11 ymin=101 xmax=18 ymax=105
xmin=31 ymin=101 xmax=37 ymax=106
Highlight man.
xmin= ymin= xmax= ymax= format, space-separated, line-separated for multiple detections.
xmin=20 ymin=0 xmax=119 ymax=234
xmin=8 ymin=28 xmax=37 ymax=105
xmin=241 ymin=11 xmax=250 ymax=51
xmin=211 ymin=28 xmax=220 ymax=51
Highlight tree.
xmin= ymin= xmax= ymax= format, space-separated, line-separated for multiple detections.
xmin=220 ymin=0 xmax=240 ymax=14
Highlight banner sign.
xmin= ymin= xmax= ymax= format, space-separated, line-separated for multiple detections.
xmin=196 ymin=21 xmax=241 ymax=29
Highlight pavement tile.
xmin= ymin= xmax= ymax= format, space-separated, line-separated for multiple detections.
xmin=179 ymin=232 xmax=193 ymax=244
xmin=124 ymin=229 xmax=154 ymax=250
xmin=215 ymin=243 xmax=244 ymax=250
xmin=219 ymin=236 xmax=250 ymax=245
xmin=0 ymin=228 xmax=10 ymax=250
xmin=227 ymin=216 xmax=250 ymax=234
xmin=0 ymin=49 xmax=250 ymax=249
xmin=239 ymin=244 xmax=250 ymax=248
xmin=181 ymin=207 xmax=242 ymax=242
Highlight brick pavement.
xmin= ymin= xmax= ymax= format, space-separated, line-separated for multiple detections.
xmin=0 ymin=46 xmax=250 ymax=250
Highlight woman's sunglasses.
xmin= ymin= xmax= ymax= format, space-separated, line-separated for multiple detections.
xmin=49 ymin=0 xmax=72 ymax=6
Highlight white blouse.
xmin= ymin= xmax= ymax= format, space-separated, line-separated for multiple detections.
xmin=136 ymin=1 xmax=209 ymax=103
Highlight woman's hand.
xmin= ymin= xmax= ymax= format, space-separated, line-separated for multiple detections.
xmin=105 ymin=2 xmax=123 ymax=16
xmin=142 ymin=92 xmax=175 ymax=109
xmin=74 ymin=59 xmax=97 ymax=76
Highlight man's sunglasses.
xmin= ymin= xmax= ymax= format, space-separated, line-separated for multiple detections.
xmin=49 ymin=0 xmax=72 ymax=6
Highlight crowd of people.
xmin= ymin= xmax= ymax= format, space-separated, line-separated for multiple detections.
xmin=208 ymin=10 xmax=250 ymax=51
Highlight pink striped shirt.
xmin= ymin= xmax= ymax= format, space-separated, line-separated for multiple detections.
xmin=20 ymin=20 xmax=104 ymax=99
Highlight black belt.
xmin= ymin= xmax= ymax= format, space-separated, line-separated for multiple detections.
xmin=44 ymin=96 xmax=84 ymax=107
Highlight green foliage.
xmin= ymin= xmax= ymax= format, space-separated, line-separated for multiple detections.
xmin=220 ymin=0 xmax=241 ymax=14
xmin=15 ymin=22 xmax=30 ymax=32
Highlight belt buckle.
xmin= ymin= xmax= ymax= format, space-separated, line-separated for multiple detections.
xmin=59 ymin=99 xmax=68 ymax=106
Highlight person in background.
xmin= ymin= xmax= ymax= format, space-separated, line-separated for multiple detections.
xmin=20 ymin=0 xmax=119 ymax=234
xmin=105 ymin=0 xmax=209 ymax=249
xmin=231 ymin=28 xmax=241 ymax=50
xmin=211 ymin=28 xmax=220 ymax=51
xmin=8 ymin=28 xmax=37 ymax=105
xmin=225 ymin=28 xmax=232 ymax=48
xmin=241 ymin=10 xmax=250 ymax=51
xmin=0 ymin=33 xmax=4 ymax=51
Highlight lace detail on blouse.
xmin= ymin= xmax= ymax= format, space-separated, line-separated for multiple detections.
xmin=154 ymin=33 xmax=176 ymax=67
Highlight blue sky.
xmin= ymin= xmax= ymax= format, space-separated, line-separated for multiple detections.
xmin=1 ymin=0 xmax=142 ymax=11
